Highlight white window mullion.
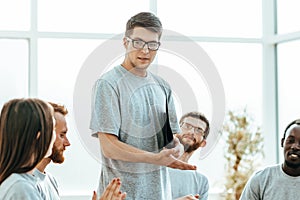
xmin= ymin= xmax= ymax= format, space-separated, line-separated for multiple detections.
xmin=262 ymin=0 xmax=279 ymax=164
xmin=28 ymin=0 xmax=38 ymax=97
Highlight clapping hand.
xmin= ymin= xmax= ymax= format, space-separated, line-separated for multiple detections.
xmin=92 ymin=178 xmax=126 ymax=200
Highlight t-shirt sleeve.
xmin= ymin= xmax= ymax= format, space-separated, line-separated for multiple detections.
xmin=90 ymin=79 xmax=121 ymax=137
xmin=47 ymin=173 xmax=59 ymax=194
xmin=198 ymin=175 xmax=209 ymax=200
xmin=167 ymin=86 xmax=180 ymax=133
xmin=240 ymin=172 xmax=261 ymax=200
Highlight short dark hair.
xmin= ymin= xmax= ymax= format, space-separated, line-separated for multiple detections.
xmin=0 ymin=98 xmax=54 ymax=184
xmin=125 ymin=12 xmax=163 ymax=38
xmin=49 ymin=102 xmax=68 ymax=116
xmin=179 ymin=111 xmax=210 ymax=138
xmin=281 ymin=119 xmax=300 ymax=147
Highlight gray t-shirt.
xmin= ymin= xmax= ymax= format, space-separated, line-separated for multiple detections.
xmin=90 ymin=65 xmax=180 ymax=200
xmin=240 ymin=164 xmax=300 ymax=200
xmin=33 ymin=169 xmax=60 ymax=200
xmin=0 ymin=173 xmax=43 ymax=200
xmin=168 ymin=168 xmax=209 ymax=200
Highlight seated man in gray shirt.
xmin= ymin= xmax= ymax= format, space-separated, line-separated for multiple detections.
xmin=33 ymin=102 xmax=70 ymax=200
xmin=169 ymin=111 xmax=210 ymax=200
xmin=34 ymin=102 xmax=126 ymax=200
xmin=240 ymin=119 xmax=300 ymax=200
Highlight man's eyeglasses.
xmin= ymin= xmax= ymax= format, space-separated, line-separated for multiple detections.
xmin=181 ymin=122 xmax=205 ymax=137
xmin=126 ymin=37 xmax=160 ymax=51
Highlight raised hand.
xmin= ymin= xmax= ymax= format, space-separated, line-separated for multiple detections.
xmin=92 ymin=178 xmax=127 ymax=200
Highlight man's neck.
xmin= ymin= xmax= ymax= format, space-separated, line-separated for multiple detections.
xmin=36 ymin=158 xmax=51 ymax=173
xmin=179 ymin=152 xmax=194 ymax=163
xmin=121 ymin=62 xmax=147 ymax=77
xmin=282 ymin=163 xmax=300 ymax=177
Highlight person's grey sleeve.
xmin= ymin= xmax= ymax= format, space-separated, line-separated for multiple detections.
xmin=167 ymin=87 xmax=180 ymax=133
xmin=239 ymin=173 xmax=261 ymax=200
xmin=48 ymin=173 xmax=59 ymax=194
xmin=199 ymin=175 xmax=209 ymax=200
xmin=90 ymin=79 xmax=121 ymax=137
xmin=4 ymin=181 xmax=42 ymax=200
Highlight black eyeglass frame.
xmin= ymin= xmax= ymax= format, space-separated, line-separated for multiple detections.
xmin=180 ymin=122 xmax=206 ymax=138
xmin=126 ymin=37 xmax=161 ymax=51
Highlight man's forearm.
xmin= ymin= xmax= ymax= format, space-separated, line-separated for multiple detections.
xmin=98 ymin=133 xmax=157 ymax=163
xmin=98 ymin=132 xmax=196 ymax=170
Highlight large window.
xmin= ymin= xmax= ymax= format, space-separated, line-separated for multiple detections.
xmin=0 ymin=0 xmax=30 ymax=30
xmin=1 ymin=0 xmax=299 ymax=199
xmin=38 ymin=0 xmax=148 ymax=33
xmin=277 ymin=0 xmax=300 ymax=34
xmin=158 ymin=0 xmax=262 ymax=37
xmin=0 ymin=39 xmax=28 ymax=106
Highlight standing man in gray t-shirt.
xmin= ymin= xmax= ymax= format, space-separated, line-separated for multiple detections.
xmin=240 ymin=119 xmax=300 ymax=200
xmin=90 ymin=12 xmax=196 ymax=200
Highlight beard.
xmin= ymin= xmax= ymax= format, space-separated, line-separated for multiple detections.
xmin=285 ymin=159 xmax=300 ymax=169
xmin=49 ymin=145 xmax=65 ymax=164
xmin=178 ymin=135 xmax=201 ymax=153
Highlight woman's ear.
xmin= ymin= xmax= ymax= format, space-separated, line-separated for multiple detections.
xmin=36 ymin=131 xmax=41 ymax=139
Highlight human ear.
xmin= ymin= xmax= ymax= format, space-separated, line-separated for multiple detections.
xmin=281 ymin=138 xmax=285 ymax=147
xmin=123 ymin=38 xmax=128 ymax=48
xmin=200 ymin=139 xmax=206 ymax=147
xmin=36 ymin=131 xmax=41 ymax=139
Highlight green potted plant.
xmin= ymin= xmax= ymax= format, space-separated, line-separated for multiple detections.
xmin=223 ymin=108 xmax=264 ymax=200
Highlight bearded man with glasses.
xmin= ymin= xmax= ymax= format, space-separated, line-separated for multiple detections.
xmin=90 ymin=12 xmax=196 ymax=200
xmin=169 ymin=111 xmax=210 ymax=200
